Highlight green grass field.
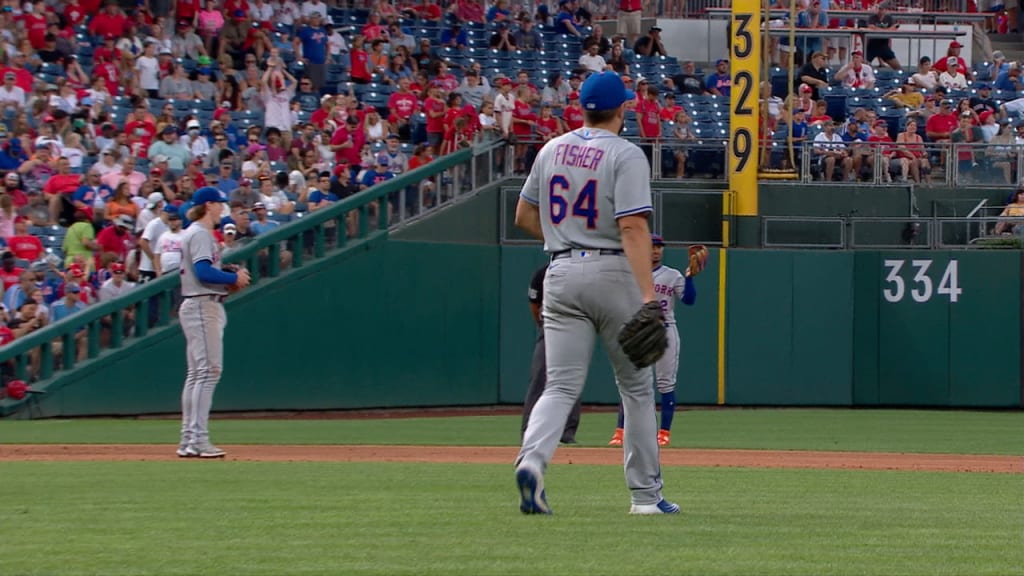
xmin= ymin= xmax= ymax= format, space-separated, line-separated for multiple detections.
xmin=1 ymin=409 xmax=1021 ymax=575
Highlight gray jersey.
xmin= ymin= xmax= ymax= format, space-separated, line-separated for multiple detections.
xmin=520 ymin=127 xmax=652 ymax=252
xmin=179 ymin=224 xmax=228 ymax=297
xmin=653 ymin=265 xmax=685 ymax=325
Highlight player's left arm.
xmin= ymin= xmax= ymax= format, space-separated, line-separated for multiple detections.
xmin=680 ymin=275 xmax=696 ymax=306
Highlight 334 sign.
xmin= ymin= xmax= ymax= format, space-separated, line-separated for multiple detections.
xmin=882 ymin=259 xmax=962 ymax=304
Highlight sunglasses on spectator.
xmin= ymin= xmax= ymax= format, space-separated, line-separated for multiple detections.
xmin=215 ymin=137 xmax=226 ymax=141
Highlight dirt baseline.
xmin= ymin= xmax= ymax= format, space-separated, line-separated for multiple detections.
xmin=0 ymin=445 xmax=1019 ymax=473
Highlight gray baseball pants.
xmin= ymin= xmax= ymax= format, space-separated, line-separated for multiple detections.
xmin=179 ymin=297 xmax=226 ymax=447
xmin=516 ymin=252 xmax=666 ymax=506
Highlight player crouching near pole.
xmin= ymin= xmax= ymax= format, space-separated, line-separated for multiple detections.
xmin=176 ymin=187 xmax=250 ymax=459
xmin=609 ymin=239 xmax=706 ymax=447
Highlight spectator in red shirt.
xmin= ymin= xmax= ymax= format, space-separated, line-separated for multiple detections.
xmin=563 ymin=91 xmax=584 ymax=130
xmin=88 ymin=0 xmax=130 ymax=39
xmin=0 ymin=52 xmax=35 ymax=93
xmin=310 ymin=95 xmax=335 ymax=130
xmin=387 ymin=77 xmax=419 ymax=138
xmin=0 ymin=251 xmax=24 ymax=291
xmin=932 ymin=41 xmax=967 ymax=75
xmin=362 ymin=12 xmax=388 ymax=40
xmin=415 ymin=0 xmax=443 ymax=22
xmin=95 ymin=215 xmax=136 ymax=265
xmin=659 ymin=93 xmax=683 ymax=121
xmin=64 ymin=0 xmax=88 ymax=26
xmin=43 ymin=157 xmax=83 ymax=226
xmin=23 ymin=0 xmax=49 ymax=50
xmin=926 ymin=99 xmax=958 ymax=144
xmin=535 ymin=104 xmax=561 ymax=148
xmin=349 ymin=35 xmax=371 ymax=84
xmin=6 ymin=217 xmax=43 ymax=262
xmin=423 ymin=84 xmax=447 ymax=150
xmin=2 ymin=173 xmax=29 ymax=210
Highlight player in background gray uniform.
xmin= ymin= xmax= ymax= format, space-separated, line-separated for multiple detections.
xmin=608 ymin=233 xmax=696 ymax=447
xmin=176 ymin=187 xmax=250 ymax=458
xmin=522 ymin=263 xmax=581 ymax=444
xmin=513 ymin=71 xmax=679 ymax=515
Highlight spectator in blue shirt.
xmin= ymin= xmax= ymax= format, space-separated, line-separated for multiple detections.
xmin=440 ymin=23 xmax=468 ymax=50
xmin=705 ymin=59 xmax=732 ymax=98
xmin=360 ymin=154 xmax=396 ymax=190
xmin=49 ymin=283 xmax=89 ymax=363
xmin=215 ymin=159 xmax=239 ymax=196
xmin=555 ymin=0 xmax=582 ymax=36
xmin=486 ymin=0 xmax=511 ymax=22
xmin=295 ymin=12 xmax=329 ymax=91
xmin=994 ymin=65 xmax=1021 ymax=93
xmin=250 ymin=202 xmax=280 ymax=236
xmin=796 ymin=1 xmax=828 ymax=56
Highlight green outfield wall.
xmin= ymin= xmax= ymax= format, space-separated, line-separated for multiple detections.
xmin=15 ymin=241 xmax=1019 ymax=418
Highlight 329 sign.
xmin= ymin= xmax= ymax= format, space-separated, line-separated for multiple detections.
xmin=882 ymin=259 xmax=962 ymax=304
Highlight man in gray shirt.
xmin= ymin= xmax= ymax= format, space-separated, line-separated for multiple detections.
xmin=456 ymin=71 xmax=490 ymax=109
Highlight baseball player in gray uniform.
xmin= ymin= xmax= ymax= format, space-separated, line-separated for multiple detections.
xmin=513 ymin=71 xmax=679 ymax=515
xmin=609 ymin=233 xmax=696 ymax=447
xmin=176 ymin=187 xmax=250 ymax=458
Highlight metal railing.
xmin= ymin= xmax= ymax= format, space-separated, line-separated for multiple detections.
xmin=0 ymin=141 xmax=505 ymax=408
xmin=773 ymin=140 xmax=1024 ymax=188
xmin=763 ymin=214 xmax=1024 ymax=249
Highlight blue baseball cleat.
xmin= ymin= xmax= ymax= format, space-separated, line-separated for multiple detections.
xmin=515 ymin=464 xmax=552 ymax=515
xmin=629 ymin=499 xmax=681 ymax=515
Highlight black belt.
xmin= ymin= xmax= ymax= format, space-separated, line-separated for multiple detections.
xmin=184 ymin=294 xmax=226 ymax=303
xmin=551 ymin=249 xmax=625 ymax=261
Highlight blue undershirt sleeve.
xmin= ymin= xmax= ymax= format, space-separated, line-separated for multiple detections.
xmin=681 ymin=276 xmax=696 ymax=306
xmin=194 ymin=260 xmax=238 ymax=285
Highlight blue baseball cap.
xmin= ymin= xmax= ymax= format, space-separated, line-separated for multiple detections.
xmin=579 ymin=72 xmax=634 ymax=112
xmin=651 ymin=233 xmax=665 ymax=246
xmin=193 ymin=186 xmax=227 ymax=205
xmin=162 ymin=204 xmax=180 ymax=216
xmin=976 ymin=83 xmax=991 ymax=90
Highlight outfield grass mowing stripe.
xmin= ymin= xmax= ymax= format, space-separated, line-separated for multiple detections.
xmin=1 ymin=409 xmax=1022 ymax=455
xmin=0 ymin=462 xmax=1019 ymax=576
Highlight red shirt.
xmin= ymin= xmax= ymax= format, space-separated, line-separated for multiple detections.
xmin=0 ymin=267 xmax=24 ymax=291
xmin=536 ymin=116 xmax=560 ymax=145
xmin=24 ymin=13 xmax=48 ymax=49
xmin=424 ymin=97 xmax=446 ymax=133
xmin=933 ymin=56 xmax=967 ymax=74
xmin=7 ymin=235 xmax=43 ymax=261
xmin=362 ymin=24 xmax=387 ymax=40
xmin=660 ymin=104 xmax=683 ymax=121
xmin=415 ymin=3 xmax=442 ymax=20
xmin=330 ymin=125 xmax=353 ymax=165
xmin=388 ymin=92 xmax=418 ymax=121
xmin=6 ymin=188 xmax=28 ymax=209
xmin=621 ymin=0 xmax=641 ymax=10
xmin=868 ymin=134 xmax=895 ymax=157
xmin=176 ymin=0 xmax=200 ymax=20
xmin=0 ymin=326 xmax=13 ymax=346
xmin=88 ymin=13 xmax=129 ymax=38
xmin=637 ymin=99 xmax=662 ymax=138
xmin=512 ymin=100 xmax=536 ymax=137
xmin=563 ymin=105 xmax=584 ymax=130
xmin=350 ymin=49 xmax=371 ymax=81
xmin=43 ymin=174 xmax=83 ymax=197
xmin=926 ymin=113 xmax=958 ymax=138
xmin=95 ymin=226 xmax=133 ymax=261
xmin=0 ymin=67 xmax=33 ymax=93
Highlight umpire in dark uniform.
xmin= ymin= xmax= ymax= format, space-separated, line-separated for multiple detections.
xmin=521 ymin=264 xmax=581 ymax=444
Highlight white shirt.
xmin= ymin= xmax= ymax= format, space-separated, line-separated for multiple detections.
xmin=840 ymin=64 xmax=875 ymax=89
xmin=328 ymin=31 xmax=348 ymax=56
xmin=272 ymin=0 xmax=300 ymax=25
xmin=0 ymin=85 xmax=26 ymax=107
xmin=139 ymin=216 xmax=168 ymax=273
xmin=99 ymin=278 xmax=136 ymax=301
xmin=155 ymin=229 xmax=185 ymax=272
xmin=911 ymin=71 xmax=938 ymax=90
xmin=135 ymin=55 xmax=160 ymax=91
xmin=300 ymin=0 xmax=329 ymax=21
xmin=578 ymin=53 xmax=607 ymax=73
xmin=250 ymin=1 xmax=274 ymax=22
xmin=494 ymin=92 xmax=515 ymax=135
xmin=262 ymin=85 xmax=296 ymax=132
xmin=180 ymin=133 xmax=211 ymax=160
xmin=61 ymin=146 xmax=84 ymax=169
xmin=813 ymin=131 xmax=846 ymax=152
xmin=938 ymin=71 xmax=968 ymax=90
xmin=260 ymin=190 xmax=291 ymax=211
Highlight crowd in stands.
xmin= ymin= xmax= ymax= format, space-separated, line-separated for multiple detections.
xmin=0 ymin=0 xmax=1015 ymax=371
